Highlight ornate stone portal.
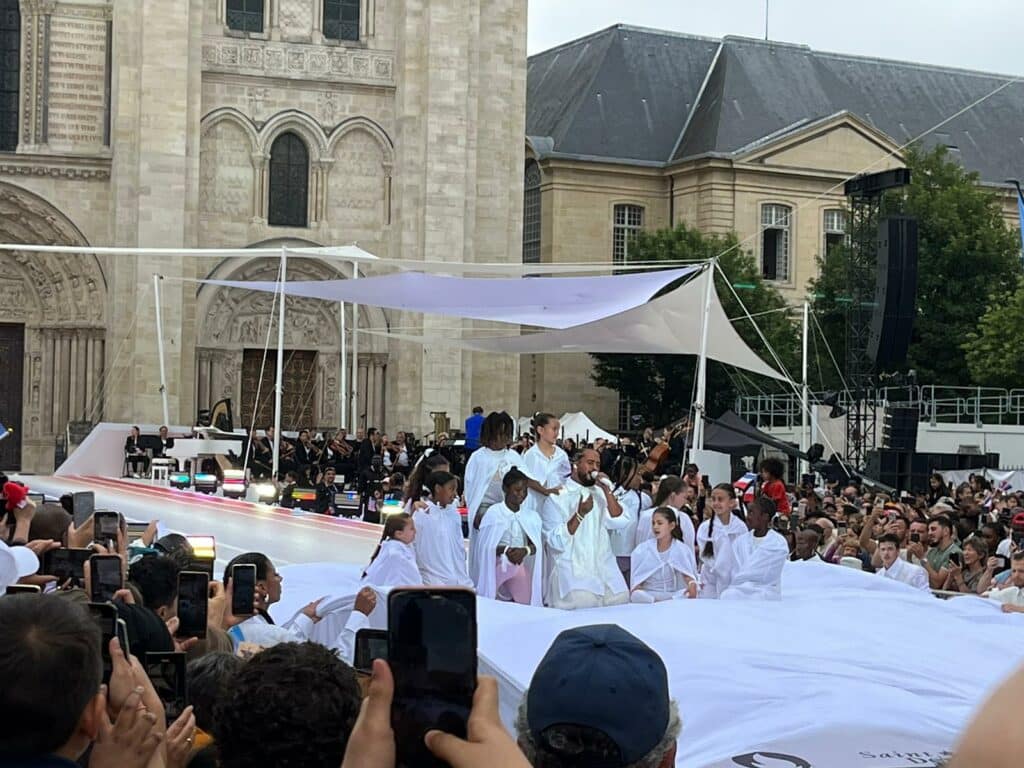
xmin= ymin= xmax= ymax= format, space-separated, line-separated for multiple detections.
xmin=0 ymin=181 xmax=107 ymax=470
xmin=194 ymin=254 xmax=390 ymax=431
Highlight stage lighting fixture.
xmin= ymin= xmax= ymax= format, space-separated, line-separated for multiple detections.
xmin=194 ymin=473 xmax=219 ymax=494
xmin=380 ymin=499 xmax=404 ymax=521
xmin=169 ymin=472 xmax=192 ymax=490
xmin=292 ymin=487 xmax=317 ymax=511
xmin=222 ymin=469 xmax=247 ymax=498
xmin=254 ymin=482 xmax=278 ymax=502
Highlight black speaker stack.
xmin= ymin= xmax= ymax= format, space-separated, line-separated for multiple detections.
xmin=867 ymin=217 xmax=919 ymax=370
xmin=883 ymin=407 xmax=919 ymax=452
xmin=867 ymin=449 xmax=1000 ymax=493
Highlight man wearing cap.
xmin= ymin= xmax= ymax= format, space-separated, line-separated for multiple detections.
xmin=541 ymin=449 xmax=629 ymax=610
xmin=516 ymin=624 xmax=681 ymax=768
xmin=0 ymin=538 xmax=41 ymax=590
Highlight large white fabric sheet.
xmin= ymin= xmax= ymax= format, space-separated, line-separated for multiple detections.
xmin=271 ymin=560 xmax=1024 ymax=768
xmin=198 ymin=267 xmax=694 ymax=330
xmin=372 ymin=269 xmax=787 ymax=381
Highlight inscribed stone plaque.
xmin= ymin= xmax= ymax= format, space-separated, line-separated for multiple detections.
xmin=46 ymin=15 xmax=109 ymax=151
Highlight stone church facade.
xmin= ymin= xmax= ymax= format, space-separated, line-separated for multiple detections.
xmin=0 ymin=0 xmax=526 ymax=472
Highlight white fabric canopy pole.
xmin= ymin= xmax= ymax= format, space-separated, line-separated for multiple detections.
xmin=801 ymin=301 xmax=810 ymax=475
xmin=272 ymin=246 xmax=287 ymax=478
xmin=350 ymin=262 xmax=359 ymax=431
xmin=152 ymin=274 xmax=170 ymax=428
xmin=340 ymin=301 xmax=347 ymax=431
xmin=691 ymin=263 xmax=716 ymax=454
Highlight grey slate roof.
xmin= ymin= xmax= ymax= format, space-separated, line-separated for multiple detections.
xmin=527 ymin=25 xmax=1024 ymax=184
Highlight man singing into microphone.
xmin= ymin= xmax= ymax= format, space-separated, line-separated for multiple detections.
xmin=541 ymin=448 xmax=630 ymax=610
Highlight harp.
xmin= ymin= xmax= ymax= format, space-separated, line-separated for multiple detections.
xmin=210 ymin=398 xmax=234 ymax=433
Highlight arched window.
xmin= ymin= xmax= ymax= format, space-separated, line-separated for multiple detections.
xmin=324 ymin=0 xmax=360 ymax=41
xmin=268 ymin=132 xmax=309 ymax=227
xmin=226 ymin=0 xmax=264 ymax=33
xmin=0 ymin=0 xmax=20 ymax=152
xmin=760 ymin=203 xmax=792 ymax=281
xmin=522 ymin=160 xmax=541 ymax=264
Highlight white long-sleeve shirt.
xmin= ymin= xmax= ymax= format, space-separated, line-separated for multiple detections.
xmin=719 ymin=529 xmax=789 ymax=600
xmin=413 ymin=501 xmax=473 ymax=588
xmin=879 ymin=556 xmax=930 ymax=591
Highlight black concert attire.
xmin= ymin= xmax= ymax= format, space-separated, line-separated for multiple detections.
xmin=315 ymin=480 xmax=341 ymax=516
xmin=278 ymin=480 xmax=298 ymax=509
xmin=124 ymin=435 xmax=149 ymax=476
xmin=294 ymin=441 xmax=319 ymax=485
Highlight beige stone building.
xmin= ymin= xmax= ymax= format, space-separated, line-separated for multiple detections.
xmin=0 ymin=0 xmax=526 ymax=472
xmin=521 ymin=26 xmax=1024 ymax=432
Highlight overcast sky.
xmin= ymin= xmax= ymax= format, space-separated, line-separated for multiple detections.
xmin=528 ymin=0 xmax=1024 ymax=77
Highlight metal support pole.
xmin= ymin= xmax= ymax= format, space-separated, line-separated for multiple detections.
xmin=272 ymin=246 xmax=287 ymax=479
xmin=691 ymin=262 xmax=715 ymax=454
xmin=350 ymin=262 xmax=360 ymax=431
xmin=339 ymin=301 xmax=347 ymax=431
xmin=801 ymin=301 xmax=810 ymax=475
xmin=153 ymin=274 xmax=171 ymax=428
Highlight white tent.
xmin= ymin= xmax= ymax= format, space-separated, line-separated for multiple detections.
xmin=197 ymin=267 xmax=695 ymax=330
xmin=360 ymin=268 xmax=786 ymax=381
xmin=559 ymin=411 xmax=619 ymax=444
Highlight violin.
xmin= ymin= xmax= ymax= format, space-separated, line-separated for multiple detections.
xmin=642 ymin=443 xmax=670 ymax=474
xmin=328 ymin=438 xmax=353 ymax=457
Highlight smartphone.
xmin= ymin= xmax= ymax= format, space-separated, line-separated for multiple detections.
xmin=89 ymin=602 xmax=117 ymax=684
xmin=389 ymin=587 xmax=477 ymax=768
xmin=176 ymin=571 xmax=209 ymax=639
xmin=42 ymin=547 xmax=93 ymax=586
xmin=950 ymin=552 xmax=963 ymax=568
xmin=230 ymin=564 xmax=257 ymax=616
xmin=89 ymin=555 xmax=124 ymax=603
xmin=354 ymin=628 xmax=388 ymax=675
xmin=72 ymin=491 xmax=95 ymax=528
xmin=6 ymin=584 xmax=41 ymax=595
xmin=93 ymin=511 xmax=121 ymax=546
xmin=144 ymin=652 xmax=188 ymax=723
xmin=910 ymin=532 xmax=921 ymax=544
xmin=837 ymin=525 xmax=848 ymax=537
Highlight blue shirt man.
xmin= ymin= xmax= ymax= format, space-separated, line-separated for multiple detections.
xmin=464 ymin=406 xmax=485 ymax=451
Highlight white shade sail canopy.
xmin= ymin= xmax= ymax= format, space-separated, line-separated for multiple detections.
xmin=373 ymin=268 xmax=788 ymax=382
xmin=197 ymin=267 xmax=696 ymax=330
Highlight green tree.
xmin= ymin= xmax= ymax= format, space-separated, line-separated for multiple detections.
xmin=590 ymin=223 xmax=799 ymax=428
xmin=964 ymin=275 xmax=1024 ymax=388
xmin=809 ymin=144 xmax=1021 ymax=388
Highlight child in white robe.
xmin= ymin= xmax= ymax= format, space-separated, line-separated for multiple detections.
xmin=697 ymin=483 xmax=749 ymax=599
xmin=412 ymin=470 xmax=473 ymax=588
xmin=475 ymin=468 xmax=545 ymax=605
xmin=362 ymin=513 xmax=422 ymax=587
xmin=629 ymin=507 xmax=697 ymax=603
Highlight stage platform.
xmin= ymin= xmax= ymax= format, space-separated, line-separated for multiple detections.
xmin=16 ymin=474 xmax=381 ymax=573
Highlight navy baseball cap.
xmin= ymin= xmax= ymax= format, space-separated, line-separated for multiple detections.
xmin=526 ymin=624 xmax=671 ymax=767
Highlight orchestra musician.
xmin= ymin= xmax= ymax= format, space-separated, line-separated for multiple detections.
xmin=321 ymin=428 xmax=356 ymax=481
xmin=154 ymin=425 xmax=178 ymax=470
xmin=294 ymin=429 xmax=321 ymax=484
xmin=261 ymin=425 xmax=296 ymax=480
xmin=124 ymin=426 xmax=150 ymax=478
xmin=241 ymin=427 xmax=272 ymax=478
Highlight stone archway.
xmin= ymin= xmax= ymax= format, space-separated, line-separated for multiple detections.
xmin=195 ymin=248 xmax=390 ymax=432
xmin=0 ymin=182 xmax=107 ymax=471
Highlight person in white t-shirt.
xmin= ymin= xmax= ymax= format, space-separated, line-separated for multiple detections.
xmin=986 ymin=552 xmax=1024 ymax=613
xmin=876 ymin=534 xmax=929 ymax=592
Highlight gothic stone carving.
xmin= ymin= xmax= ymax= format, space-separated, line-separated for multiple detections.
xmin=201 ymin=36 xmax=395 ymax=87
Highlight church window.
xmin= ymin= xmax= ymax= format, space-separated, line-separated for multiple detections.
xmin=760 ymin=203 xmax=792 ymax=282
xmin=323 ymin=0 xmax=360 ymax=41
xmin=612 ymin=204 xmax=644 ymax=267
xmin=226 ymin=0 xmax=264 ymax=33
xmin=823 ymin=208 xmax=846 ymax=259
xmin=268 ymin=132 xmax=309 ymax=227
xmin=522 ymin=160 xmax=542 ymax=264
xmin=0 ymin=0 xmax=20 ymax=152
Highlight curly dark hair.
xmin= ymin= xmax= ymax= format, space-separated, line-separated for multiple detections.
xmin=213 ymin=642 xmax=361 ymax=768
xmin=128 ymin=554 xmax=181 ymax=613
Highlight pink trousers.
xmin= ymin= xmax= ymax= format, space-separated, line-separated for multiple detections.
xmin=495 ymin=563 xmax=532 ymax=604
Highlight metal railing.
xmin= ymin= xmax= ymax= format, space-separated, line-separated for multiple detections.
xmin=736 ymin=386 xmax=1024 ymax=430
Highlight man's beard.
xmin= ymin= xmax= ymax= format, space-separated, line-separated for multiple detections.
xmin=576 ymin=471 xmax=596 ymax=487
